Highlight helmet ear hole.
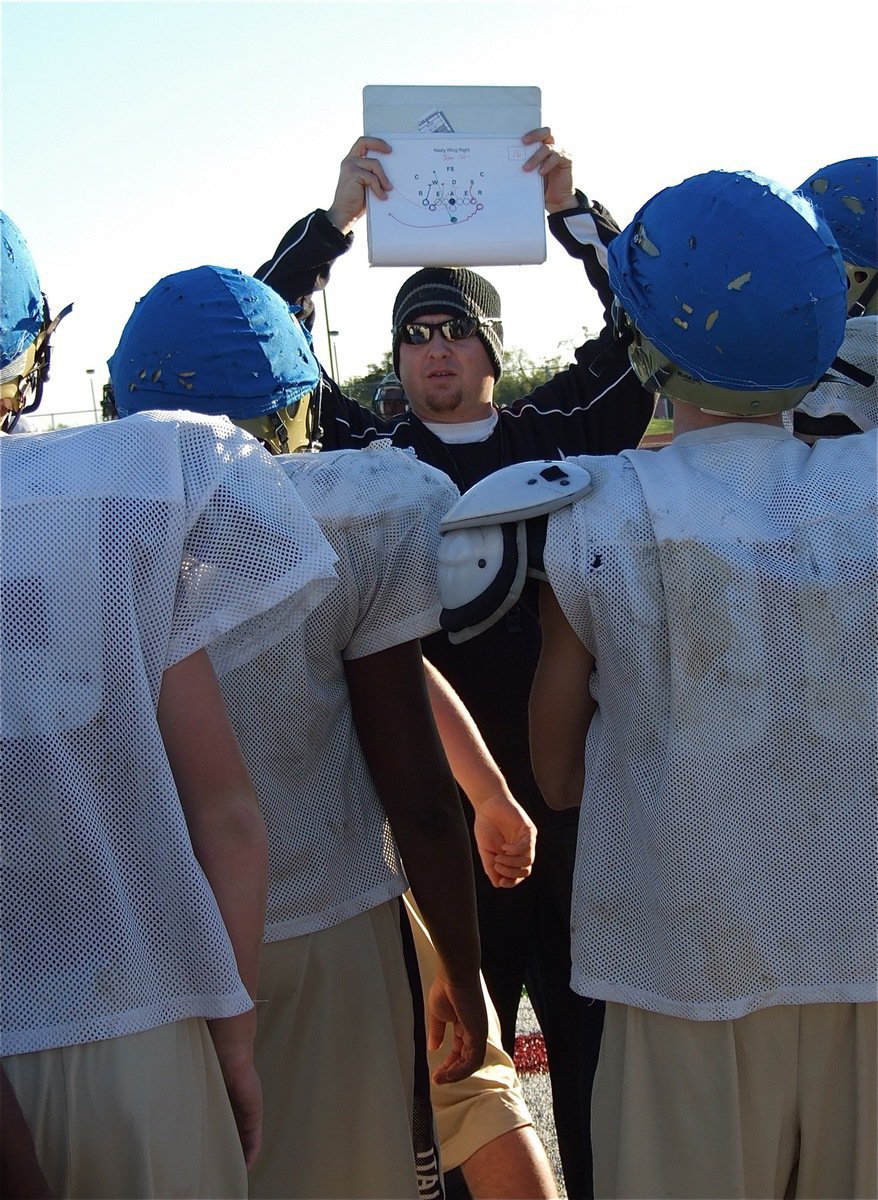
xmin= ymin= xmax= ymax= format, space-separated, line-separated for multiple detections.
xmin=845 ymin=264 xmax=878 ymax=317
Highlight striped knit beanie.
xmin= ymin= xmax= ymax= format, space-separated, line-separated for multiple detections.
xmin=391 ymin=267 xmax=503 ymax=380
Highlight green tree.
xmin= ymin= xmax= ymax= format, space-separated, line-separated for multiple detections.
xmin=342 ymin=351 xmax=394 ymax=409
xmin=494 ymin=346 xmax=567 ymax=407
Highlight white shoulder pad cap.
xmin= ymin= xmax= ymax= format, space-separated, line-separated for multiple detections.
xmin=438 ymin=461 xmax=592 ymax=644
xmin=439 ymin=460 xmax=592 ymax=532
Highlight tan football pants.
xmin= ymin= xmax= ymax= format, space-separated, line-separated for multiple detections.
xmin=3 ymin=1017 xmax=247 ymax=1198
xmin=592 ymin=999 xmax=878 ymax=1199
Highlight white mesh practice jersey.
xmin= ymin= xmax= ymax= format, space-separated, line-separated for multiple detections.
xmin=545 ymin=423 xmax=878 ymax=1020
xmin=208 ymin=444 xmax=460 ymax=941
xmin=796 ymin=316 xmax=878 ymax=431
xmin=1 ymin=412 xmax=338 ymax=1055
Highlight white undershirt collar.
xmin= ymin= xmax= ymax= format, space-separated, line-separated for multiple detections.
xmin=421 ymin=410 xmax=498 ymax=444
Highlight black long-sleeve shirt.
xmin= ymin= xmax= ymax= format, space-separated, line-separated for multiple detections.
xmin=255 ymin=198 xmax=654 ymax=824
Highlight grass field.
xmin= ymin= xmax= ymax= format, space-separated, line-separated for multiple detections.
xmin=641 ymin=416 xmax=673 ymax=448
xmin=647 ymin=417 xmax=673 ymax=436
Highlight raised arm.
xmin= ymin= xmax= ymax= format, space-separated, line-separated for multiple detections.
xmin=344 ymin=640 xmax=488 ymax=1084
xmin=254 ymin=136 xmax=392 ymax=307
xmin=423 ymin=657 xmax=536 ymax=888
xmin=504 ymin=129 xmax=656 ymax=451
xmin=253 ymin=137 xmax=403 ymax=448
xmin=325 ymin=135 xmax=394 ymax=234
xmin=524 ymin=124 xmax=618 ymax=310
xmin=522 ymin=125 xmax=578 ymax=217
xmin=529 ymin=583 xmax=596 ymax=810
xmin=157 ymin=648 xmax=268 ymax=1168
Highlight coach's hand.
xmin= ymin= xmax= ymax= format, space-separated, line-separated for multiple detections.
xmin=326 ymin=136 xmax=393 ymax=234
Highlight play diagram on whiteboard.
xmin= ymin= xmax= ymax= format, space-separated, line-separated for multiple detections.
xmin=366 ymin=135 xmax=547 ymax=267
xmin=407 ymin=163 xmax=484 ymax=228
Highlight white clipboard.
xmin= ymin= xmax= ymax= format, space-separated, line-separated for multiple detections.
xmin=365 ymin=134 xmax=547 ymax=267
xmin=363 ymin=86 xmax=545 ymax=267
xmin=363 ymin=84 xmax=542 ymax=137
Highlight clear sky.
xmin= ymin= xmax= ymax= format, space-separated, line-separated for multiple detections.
xmin=2 ymin=0 xmax=876 ymax=426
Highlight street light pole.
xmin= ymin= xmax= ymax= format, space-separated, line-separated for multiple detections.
xmin=321 ymin=289 xmax=339 ymax=381
xmin=86 ymin=369 xmax=98 ymax=422
xmin=329 ymin=330 xmax=340 ymax=383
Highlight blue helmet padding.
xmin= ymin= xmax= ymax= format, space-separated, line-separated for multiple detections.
xmin=1 ymin=211 xmax=45 ymax=372
xmin=608 ymin=170 xmax=848 ymax=391
xmin=798 ymin=157 xmax=878 ymax=269
xmin=109 ymin=265 xmax=320 ymax=419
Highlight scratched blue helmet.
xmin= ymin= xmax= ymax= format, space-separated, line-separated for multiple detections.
xmin=109 ymin=265 xmax=321 ymax=450
xmin=0 ymin=211 xmax=44 ymax=374
xmin=1 ymin=211 xmax=72 ymax=431
xmin=798 ymin=157 xmax=878 ymax=315
xmin=608 ymin=170 xmax=848 ymax=414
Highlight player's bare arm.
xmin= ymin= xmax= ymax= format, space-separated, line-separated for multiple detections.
xmin=529 ymin=583 xmax=595 ymax=810
xmin=344 ymin=641 xmax=488 ymax=1079
xmin=158 ymin=648 xmax=268 ymax=1168
xmin=424 ymin=658 xmax=536 ymax=888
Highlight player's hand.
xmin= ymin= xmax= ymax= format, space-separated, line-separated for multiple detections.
xmin=473 ymin=792 xmax=537 ymax=888
xmin=326 ymin=136 xmax=393 ymax=234
xmin=208 ymin=1015 xmax=263 ymax=1169
xmin=427 ymin=975 xmax=489 ymax=1084
xmin=522 ymin=127 xmax=577 ymax=216
xmin=216 ymin=1050 xmax=263 ymax=1168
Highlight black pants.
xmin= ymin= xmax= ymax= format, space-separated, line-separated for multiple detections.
xmin=469 ymin=810 xmax=604 ymax=1200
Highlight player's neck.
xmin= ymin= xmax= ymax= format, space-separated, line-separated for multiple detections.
xmin=672 ymin=400 xmax=783 ymax=437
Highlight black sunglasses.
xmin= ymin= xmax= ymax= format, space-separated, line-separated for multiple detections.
xmin=397 ymin=316 xmax=499 ymax=346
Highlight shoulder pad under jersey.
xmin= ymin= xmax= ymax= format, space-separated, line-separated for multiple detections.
xmin=439 ymin=460 xmax=592 ymax=531
xmin=438 ymin=460 xmax=592 ymax=644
